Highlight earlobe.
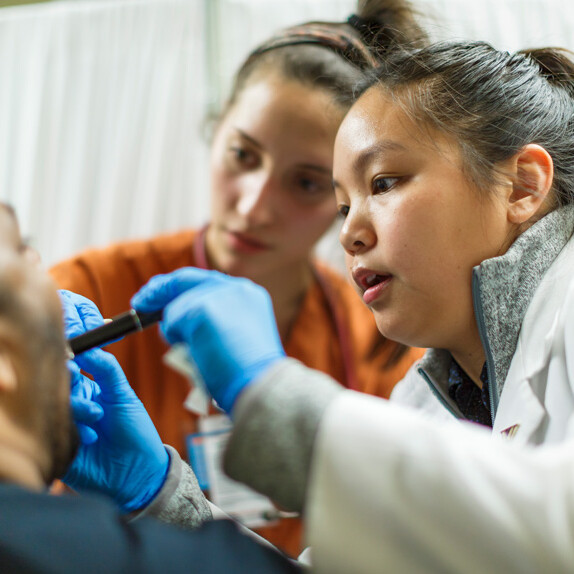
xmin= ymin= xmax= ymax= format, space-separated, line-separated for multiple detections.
xmin=507 ymin=144 xmax=554 ymax=224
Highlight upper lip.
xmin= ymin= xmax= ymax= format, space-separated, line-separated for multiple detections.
xmin=352 ymin=266 xmax=392 ymax=291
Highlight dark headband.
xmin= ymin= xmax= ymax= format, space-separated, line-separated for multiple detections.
xmin=248 ymin=20 xmax=380 ymax=69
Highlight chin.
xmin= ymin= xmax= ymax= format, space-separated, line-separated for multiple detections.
xmin=373 ymin=314 xmax=415 ymax=348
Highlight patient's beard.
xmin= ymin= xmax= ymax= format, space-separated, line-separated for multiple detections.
xmin=37 ymin=377 xmax=82 ymax=485
xmin=48 ymin=408 xmax=81 ymax=483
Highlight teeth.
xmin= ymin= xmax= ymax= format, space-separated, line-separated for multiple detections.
xmin=365 ymin=274 xmax=381 ymax=288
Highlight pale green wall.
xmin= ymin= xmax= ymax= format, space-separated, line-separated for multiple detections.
xmin=0 ymin=0 xmax=54 ymax=6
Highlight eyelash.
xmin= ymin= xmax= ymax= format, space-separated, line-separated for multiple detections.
xmin=372 ymin=176 xmax=399 ymax=194
xmin=337 ymin=176 xmax=400 ymax=218
xmin=229 ymin=146 xmax=256 ymax=162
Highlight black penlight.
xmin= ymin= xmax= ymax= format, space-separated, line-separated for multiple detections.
xmin=68 ymin=309 xmax=162 ymax=356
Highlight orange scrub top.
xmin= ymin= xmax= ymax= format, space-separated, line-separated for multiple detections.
xmin=50 ymin=227 xmax=424 ymax=557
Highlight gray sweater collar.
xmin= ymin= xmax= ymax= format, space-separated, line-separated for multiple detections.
xmin=420 ymin=205 xmax=574 ymax=405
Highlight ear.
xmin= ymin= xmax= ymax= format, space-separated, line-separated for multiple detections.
xmin=0 ymin=347 xmax=18 ymax=393
xmin=507 ymin=144 xmax=554 ymax=224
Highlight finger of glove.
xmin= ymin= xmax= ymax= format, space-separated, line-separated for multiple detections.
xmin=74 ymin=347 xmax=137 ymax=402
xmin=70 ymin=396 xmax=104 ymax=424
xmin=76 ymin=423 xmax=99 ymax=445
xmin=59 ymin=290 xmax=104 ymax=338
xmin=68 ymin=360 xmax=102 ymax=400
xmin=67 ymin=359 xmax=83 ymax=391
xmin=130 ymin=267 xmax=229 ymax=314
xmin=161 ymin=277 xmax=281 ymax=348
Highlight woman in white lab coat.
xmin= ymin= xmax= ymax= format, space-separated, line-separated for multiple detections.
xmin=81 ymin=40 xmax=574 ymax=572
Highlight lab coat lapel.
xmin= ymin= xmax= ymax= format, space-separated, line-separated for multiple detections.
xmin=492 ymin=371 xmax=547 ymax=445
xmin=492 ymin=276 xmax=564 ymax=445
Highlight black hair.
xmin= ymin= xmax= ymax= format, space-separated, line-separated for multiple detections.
xmin=359 ymin=41 xmax=574 ymax=207
xmin=224 ymin=0 xmax=427 ymax=113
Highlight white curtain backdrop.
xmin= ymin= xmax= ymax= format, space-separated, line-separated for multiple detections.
xmin=0 ymin=0 xmax=573 ymax=267
xmin=0 ymin=0 xmax=208 ymax=266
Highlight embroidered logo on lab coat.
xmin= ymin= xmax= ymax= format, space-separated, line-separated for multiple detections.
xmin=501 ymin=424 xmax=520 ymax=439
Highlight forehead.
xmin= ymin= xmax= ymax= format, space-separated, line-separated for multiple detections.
xmin=334 ymin=86 xmax=461 ymax=173
xmin=336 ymin=88 xmax=417 ymax=151
xmin=226 ymin=76 xmax=344 ymax=139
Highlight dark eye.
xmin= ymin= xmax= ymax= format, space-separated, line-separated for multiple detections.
xmin=372 ymin=176 xmax=399 ymax=194
xmin=292 ymin=171 xmax=332 ymax=202
xmin=337 ymin=204 xmax=350 ymax=218
xmin=296 ymin=176 xmax=329 ymax=197
xmin=228 ymin=146 xmax=258 ymax=168
xmin=298 ymin=176 xmax=319 ymax=193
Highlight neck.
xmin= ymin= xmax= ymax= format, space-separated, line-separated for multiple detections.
xmin=0 ymin=438 xmax=44 ymax=490
xmin=451 ymin=344 xmax=486 ymax=388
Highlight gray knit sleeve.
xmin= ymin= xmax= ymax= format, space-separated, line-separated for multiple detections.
xmin=132 ymin=445 xmax=212 ymax=529
xmin=223 ymin=358 xmax=342 ymax=512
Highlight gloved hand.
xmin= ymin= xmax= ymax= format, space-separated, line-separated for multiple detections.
xmin=131 ymin=268 xmax=286 ymax=414
xmin=59 ymin=290 xmax=105 ymax=445
xmin=63 ymin=347 xmax=169 ymax=512
xmin=59 ymin=289 xmax=169 ymax=512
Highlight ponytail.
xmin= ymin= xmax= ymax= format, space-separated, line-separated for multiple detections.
xmin=224 ymin=0 xmax=428 ymax=112
xmin=522 ymin=47 xmax=574 ymax=97
xmin=352 ymin=0 xmax=427 ymax=59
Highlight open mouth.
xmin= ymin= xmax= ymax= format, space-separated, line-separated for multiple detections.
xmin=352 ymin=268 xmax=392 ymax=305
xmin=362 ymin=273 xmax=388 ymax=289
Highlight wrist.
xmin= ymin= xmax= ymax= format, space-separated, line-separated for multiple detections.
xmin=121 ymin=447 xmax=170 ymax=513
xmin=130 ymin=446 xmax=212 ymax=529
xmin=221 ymin=354 xmax=286 ymax=414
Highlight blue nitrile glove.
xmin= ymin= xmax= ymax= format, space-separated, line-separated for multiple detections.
xmin=59 ymin=289 xmax=169 ymax=512
xmin=59 ymin=290 xmax=106 ymax=445
xmin=67 ymin=359 xmax=103 ymax=445
xmin=131 ymin=268 xmax=286 ymax=414
xmin=63 ymin=347 xmax=170 ymax=512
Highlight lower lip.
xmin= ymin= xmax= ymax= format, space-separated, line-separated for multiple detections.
xmin=227 ymin=231 xmax=269 ymax=254
xmin=362 ymin=277 xmax=392 ymax=305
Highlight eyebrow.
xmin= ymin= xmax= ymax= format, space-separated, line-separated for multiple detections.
xmin=233 ymin=128 xmax=332 ymax=175
xmin=333 ymin=140 xmax=407 ymax=190
xmin=234 ymin=128 xmax=263 ymax=149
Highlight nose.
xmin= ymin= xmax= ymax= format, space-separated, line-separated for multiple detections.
xmin=235 ymin=172 xmax=277 ymax=226
xmin=339 ymin=205 xmax=376 ymax=256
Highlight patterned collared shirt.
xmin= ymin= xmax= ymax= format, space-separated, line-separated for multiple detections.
xmin=448 ymin=360 xmax=492 ymax=427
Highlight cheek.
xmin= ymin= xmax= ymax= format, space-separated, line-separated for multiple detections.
xmin=374 ymin=198 xmax=452 ymax=281
xmin=288 ymin=200 xmax=338 ymax=242
xmin=373 ymin=198 xmax=422 ymax=254
xmin=209 ymin=163 xmax=237 ymax=213
xmin=209 ymin=136 xmax=241 ymax=210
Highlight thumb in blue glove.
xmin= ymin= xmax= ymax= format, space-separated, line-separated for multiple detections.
xmin=131 ymin=268 xmax=286 ymax=414
xmin=63 ymin=347 xmax=169 ymax=512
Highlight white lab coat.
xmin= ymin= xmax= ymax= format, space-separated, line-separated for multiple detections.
xmin=305 ymin=227 xmax=574 ymax=573
xmin=492 ymin=236 xmax=574 ymax=446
